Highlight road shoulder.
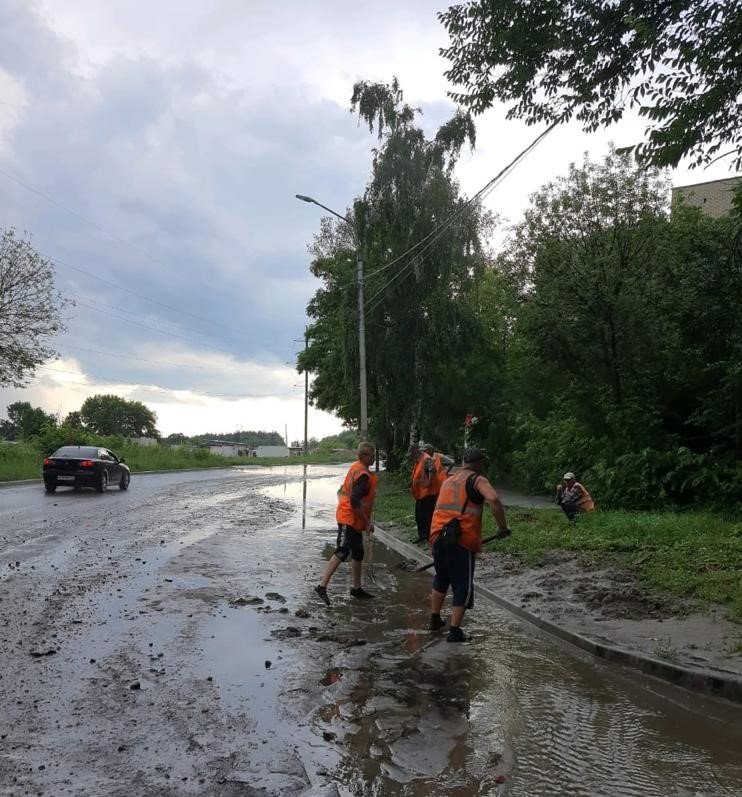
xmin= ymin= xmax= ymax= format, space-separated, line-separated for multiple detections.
xmin=374 ymin=523 xmax=742 ymax=704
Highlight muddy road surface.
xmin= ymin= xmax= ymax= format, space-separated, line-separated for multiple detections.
xmin=1 ymin=465 xmax=741 ymax=797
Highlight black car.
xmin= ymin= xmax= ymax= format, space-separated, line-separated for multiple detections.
xmin=43 ymin=445 xmax=131 ymax=493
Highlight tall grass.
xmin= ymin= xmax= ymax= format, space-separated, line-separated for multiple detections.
xmin=0 ymin=440 xmax=351 ymax=482
xmin=374 ymin=472 xmax=742 ymax=621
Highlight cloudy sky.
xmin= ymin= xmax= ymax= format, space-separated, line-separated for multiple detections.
xmin=0 ymin=1 xmax=737 ymax=441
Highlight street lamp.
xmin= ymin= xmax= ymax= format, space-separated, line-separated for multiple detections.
xmin=295 ymin=193 xmax=368 ymax=442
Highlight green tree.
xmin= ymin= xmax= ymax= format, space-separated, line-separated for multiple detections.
xmin=64 ymin=411 xmax=84 ymax=429
xmin=497 ymin=149 xmax=742 ymax=505
xmin=79 ymin=394 xmax=159 ymax=438
xmin=300 ymin=78 xmax=494 ymax=464
xmin=1 ymin=401 xmax=57 ymax=440
xmin=440 ymin=0 xmax=742 ymax=169
xmin=0 ymin=229 xmax=68 ymax=386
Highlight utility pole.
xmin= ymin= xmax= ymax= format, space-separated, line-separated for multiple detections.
xmin=356 ymin=250 xmax=368 ymax=441
xmin=296 ymin=193 xmax=368 ymax=442
xmin=303 ymin=328 xmax=309 ymax=456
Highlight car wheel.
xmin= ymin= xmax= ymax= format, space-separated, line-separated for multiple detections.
xmin=119 ymin=471 xmax=130 ymax=491
xmin=44 ymin=482 xmax=56 ymax=493
xmin=96 ymin=470 xmax=108 ymax=493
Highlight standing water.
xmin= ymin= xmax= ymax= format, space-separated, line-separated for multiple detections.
xmin=240 ymin=465 xmax=742 ymax=797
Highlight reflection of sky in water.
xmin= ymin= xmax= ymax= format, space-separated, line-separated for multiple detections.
xmin=256 ymin=466 xmax=347 ymax=529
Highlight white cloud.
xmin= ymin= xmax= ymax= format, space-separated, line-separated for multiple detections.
xmin=0 ymin=355 xmax=342 ymax=440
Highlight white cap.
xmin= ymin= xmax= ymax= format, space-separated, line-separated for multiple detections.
xmin=563 ymin=472 xmax=575 ymax=481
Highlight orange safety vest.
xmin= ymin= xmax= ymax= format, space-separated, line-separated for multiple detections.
xmin=411 ymin=452 xmax=438 ymax=500
xmin=336 ymin=460 xmax=378 ymax=529
xmin=430 ymin=469 xmax=484 ymax=553
xmin=432 ymin=452 xmax=448 ymax=492
xmin=572 ymin=482 xmax=595 ymax=512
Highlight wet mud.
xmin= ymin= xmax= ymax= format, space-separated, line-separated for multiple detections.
xmin=1 ymin=466 xmax=741 ymax=796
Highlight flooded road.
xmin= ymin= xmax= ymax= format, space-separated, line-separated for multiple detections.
xmin=1 ymin=464 xmax=741 ymax=796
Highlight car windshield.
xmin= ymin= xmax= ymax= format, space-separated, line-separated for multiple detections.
xmin=51 ymin=446 xmax=100 ymax=459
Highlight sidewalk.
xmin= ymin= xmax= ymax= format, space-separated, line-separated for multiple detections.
xmin=374 ymin=523 xmax=742 ymax=705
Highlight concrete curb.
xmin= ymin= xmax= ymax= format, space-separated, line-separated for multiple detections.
xmin=374 ymin=525 xmax=742 ymax=705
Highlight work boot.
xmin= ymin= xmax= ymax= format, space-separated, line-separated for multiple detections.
xmin=350 ymin=587 xmax=374 ymax=600
xmin=429 ymin=613 xmax=445 ymax=632
xmin=446 ymin=626 xmax=467 ymax=643
xmin=314 ymin=585 xmax=331 ymax=606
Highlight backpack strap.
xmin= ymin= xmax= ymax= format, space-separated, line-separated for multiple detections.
xmin=460 ymin=472 xmax=478 ymax=515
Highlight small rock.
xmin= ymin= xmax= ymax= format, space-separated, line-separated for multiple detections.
xmin=264 ymin=660 xmax=272 ymax=669
xmin=30 ymin=648 xmax=57 ymax=658
xmin=129 ymin=681 xmax=141 ymax=690
xmin=230 ymin=596 xmax=264 ymax=607
xmin=322 ymin=731 xmax=337 ymax=742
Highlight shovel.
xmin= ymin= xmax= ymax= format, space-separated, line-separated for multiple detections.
xmin=364 ymin=526 xmax=377 ymax=584
xmin=414 ymin=532 xmax=510 ymax=572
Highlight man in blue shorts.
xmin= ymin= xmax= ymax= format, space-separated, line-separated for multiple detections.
xmin=429 ymin=448 xmax=511 ymax=642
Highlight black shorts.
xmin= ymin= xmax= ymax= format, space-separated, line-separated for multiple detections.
xmin=335 ymin=524 xmax=364 ymax=562
xmin=432 ymin=544 xmax=475 ymax=608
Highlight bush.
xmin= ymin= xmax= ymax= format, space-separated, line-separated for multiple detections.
xmin=509 ymin=410 xmax=603 ymax=493
xmin=33 ymin=423 xmax=93 ymax=457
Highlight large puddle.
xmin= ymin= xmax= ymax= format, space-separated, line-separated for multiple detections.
xmin=246 ymin=465 xmax=742 ymax=797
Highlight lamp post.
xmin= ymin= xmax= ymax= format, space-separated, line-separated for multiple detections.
xmin=295 ymin=194 xmax=368 ymax=442
xmin=303 ymin=328 xmax=309 ymax=456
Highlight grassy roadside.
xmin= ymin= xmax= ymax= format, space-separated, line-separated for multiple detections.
xmin=0 ymin=441 xmax=350 ymax=482
xmin=374 ymin=471 xmax=742 ymax=622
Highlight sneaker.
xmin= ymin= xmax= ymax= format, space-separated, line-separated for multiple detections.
xmin=446 ymin=626 xmax=467 ymax=643
xmin=350 ymin=587 xmax=375 ymax=600
xmin=314 ymin=585 xmax=331 ymax=606
xmin=429 ymin=613 xmax=445 ymax=632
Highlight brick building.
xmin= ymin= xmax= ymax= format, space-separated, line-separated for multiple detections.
xmin=672 ymin=176 xmax=742 ymax=218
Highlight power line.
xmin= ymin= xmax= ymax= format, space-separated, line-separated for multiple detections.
xmin=73 ymin=299 xmax=244 ymax=358
xmin=0 ymin=165 xmax=179 ymax=273
xmin=73 ymin=294 xmax=246 ymax=347
xmin=365 ymin=165 xmax=510 ymax=316
xmin=363 ymin=123 xmax=556 ymax=315
xmin=0 ymin=166 xmax=255 ymax=341
xmin=362 ymin=122 xmax=555 ymax=282
xmin=44 ymin=251 xmax=253 ymax=342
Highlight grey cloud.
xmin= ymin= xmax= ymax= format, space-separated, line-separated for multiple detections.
xmin=0 ymin=3 xmax=378 ymax=394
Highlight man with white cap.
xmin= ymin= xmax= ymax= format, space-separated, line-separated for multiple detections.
xmin=556 ymin=472 xmax=594 ymax=521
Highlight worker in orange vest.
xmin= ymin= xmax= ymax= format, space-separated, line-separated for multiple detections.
xmin=421 ymin=442 xmax=454 ymax=492
xmin=429 ymin=448 xmax=511 ymax=642
xmin=409 ymin=445 xmax=438 ymax=544
xmin=556 ymin=472 xmax=594 ymax=521
xmin=315 ymin=442 xmax=377 ymax=606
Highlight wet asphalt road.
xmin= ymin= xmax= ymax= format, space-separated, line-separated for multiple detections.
xmin=1 ymin=465 xmax=741 ymax=797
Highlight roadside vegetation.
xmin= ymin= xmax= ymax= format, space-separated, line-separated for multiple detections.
xmin=374 ymin=472 xmax=742 ymax=622
xmin=299 ymin=79 xmax=742 ymax=512
xmin=0 ymin=438 xmax=352 ymax=482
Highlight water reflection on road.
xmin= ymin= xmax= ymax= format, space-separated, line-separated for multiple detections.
xmin=254 ymin=464 xmax=742 ymax=797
